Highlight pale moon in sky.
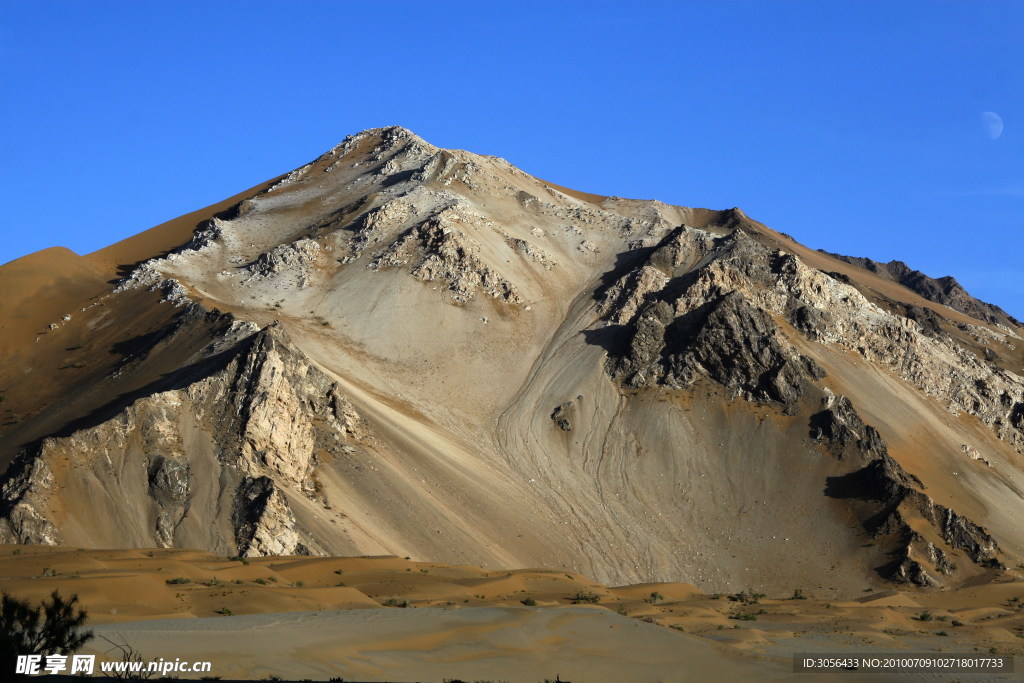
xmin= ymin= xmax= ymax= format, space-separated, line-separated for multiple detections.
xmin=981 ymin=111 xmax=1003 ymax=140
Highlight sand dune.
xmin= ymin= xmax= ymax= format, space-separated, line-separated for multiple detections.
xmin=2 ymin=546 xmax=1022 ymax=681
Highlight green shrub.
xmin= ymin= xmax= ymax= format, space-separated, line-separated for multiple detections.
xmin=729 ymin=590 xmax=765 ymax=605
xmin=520 ymin=597 xmax=536 ymax=606
xmin=165 ymin=577 xmax=191 ymax=585
xmin=730 ymin=612 xmax=758 ymax=621
xmin=571 ymin=591 xmax=600 ymax=604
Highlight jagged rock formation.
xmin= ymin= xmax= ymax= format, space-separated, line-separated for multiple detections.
xmin=1 ymin=126 xmax=1022 ymax=595
xmin=0 ymin=321 xmax=363 ymax=556
xmin=825 ymin=252 xmax=1022 ymax=329
xmin=815 ymin=393 xmax=1000 ymax=586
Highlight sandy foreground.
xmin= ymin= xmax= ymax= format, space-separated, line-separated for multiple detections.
xmin=2 ymin=545 xmax=1022 ymax=681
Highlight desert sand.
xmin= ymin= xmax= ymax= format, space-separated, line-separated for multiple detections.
xmin=2 ymin=545 xmax=1021 ymax=681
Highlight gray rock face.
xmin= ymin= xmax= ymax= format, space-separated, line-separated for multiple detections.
xmin=0 ymin=453 xmax=59 ymax=545
xmin=0 ymin=322 xmax=365 ymax=556
xmin=148 ymin=455 xmax=190 ymax=547
xmin=817 ymin=394 xmax=1000 ymax=586
xmin=368 ymin=206 xmax=523 ymax=304
xmin=610 ymin=286 xmax=824 ymax=414
xmin=826 ymin=253 xmax=1021 ymax=328
xmin=232 ymin=476 xmax=309 ymax=557
xmin=243 ymin=238 xmax=322 ymax=287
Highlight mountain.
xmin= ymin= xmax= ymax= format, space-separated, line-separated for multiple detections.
xmin=1 ymin=126 xmax=1022 ymax=597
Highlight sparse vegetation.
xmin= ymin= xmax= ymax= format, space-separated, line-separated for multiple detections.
xmin=570 ymin=591 xmax=600 ymax=604
xmin=214 ymin=607 xmax=232 ymax=616
xmin=790 ymin=588 xmax=807 ymax=600
xmin=97 ymin=633 xmax=154 ymax=681
xmin=165 ymin=577 xmax=191 ymax=585
xmin=382 ymin=598 xmax=409 ymax=608
xmin=728 ymin=590 xmax=765 ymax=605
xmin=917 ymin=611 xmax=934 ymax=622
xmin=521 ymin=597 xmax=536 ymax=606
xmin=644 ymin=591 xmax=664 ymax=604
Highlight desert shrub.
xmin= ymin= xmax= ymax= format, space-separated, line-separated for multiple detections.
xmin=382 ymin=598 xmax=408 ymax=608
xmin=790 ymin=588 xmax=807 ymax=600
xmin=165 ymin=577 xmax=191 ymax=585
xmin=520 ymin=597 xmax=536 ymax=606
xmin=570 ymin=591 xmax=599 ymax=604
xmin=214 ymin=607 xmax=232 ymax=616
xmin=917 ymin=611 xmax=934 ymax=622
xmin=644 ymin=591 xmax=664 ymax=604
xmin=729 ymin=590 xmax=765 ymax=605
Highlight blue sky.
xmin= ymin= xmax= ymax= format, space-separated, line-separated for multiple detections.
xmin=2 ymin=1 xmax=1021 ymax=317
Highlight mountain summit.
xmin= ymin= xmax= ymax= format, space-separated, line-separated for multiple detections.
xmin=1 ymin=127 xmax=1022 ymax=595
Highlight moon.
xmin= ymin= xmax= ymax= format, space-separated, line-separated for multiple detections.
xmin=981 ymin=111 xmax=1003 ymax=140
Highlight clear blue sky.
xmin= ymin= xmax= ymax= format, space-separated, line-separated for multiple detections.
xmin=2 ymin=1 xmax=1021 ymax=317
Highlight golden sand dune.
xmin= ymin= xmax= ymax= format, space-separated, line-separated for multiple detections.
xmin=2 ymin=546 xmax=1022 ymax=681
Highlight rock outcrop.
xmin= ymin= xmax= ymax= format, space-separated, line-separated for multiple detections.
xmin=826 ymin=253 xmax=1022 ymax=328
xmin=817 ymin=393 xmax=1001 ymax=586
xmin=0 ymin=323 xmax=364 ymax=556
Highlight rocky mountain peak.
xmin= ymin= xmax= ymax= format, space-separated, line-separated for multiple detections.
xmin=1 ymin=127 xmax=1022 ymax=594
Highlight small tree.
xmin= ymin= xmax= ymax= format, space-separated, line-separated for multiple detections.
xmin=0 ymin=591 xmax=93 ymax=679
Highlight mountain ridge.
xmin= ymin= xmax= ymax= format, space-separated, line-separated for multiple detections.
xmin=1 ymin=126 xmax=1021 ymax=595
